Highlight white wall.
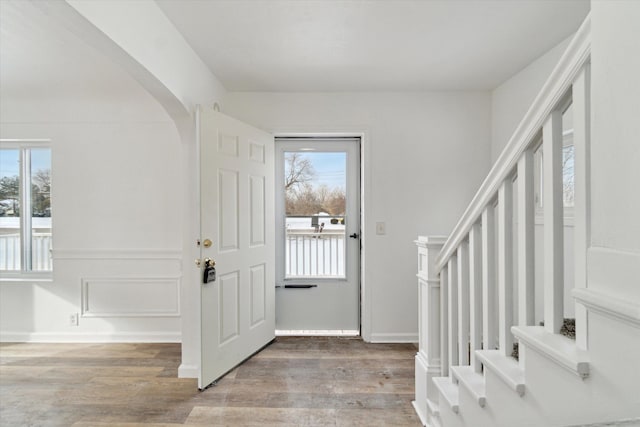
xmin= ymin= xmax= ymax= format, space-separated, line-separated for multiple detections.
xmin=225 ymin=91 xmax=492 ymax=342
xmin=0 ymin=42 xmax=184 ymax=342
xmin=491 ymin=37 xmax=572 ymax=163
xmin=589 ymin=0 xmax=640 ymax=302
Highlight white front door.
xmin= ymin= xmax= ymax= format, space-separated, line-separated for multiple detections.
xmin=198 ymin=107 xmax=275 ymax=389
xmin=275 ymin=138 xmax=361 ymax=334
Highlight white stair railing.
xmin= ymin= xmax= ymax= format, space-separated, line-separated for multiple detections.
xmin=415 ymin=13 xmax=592 ymax=425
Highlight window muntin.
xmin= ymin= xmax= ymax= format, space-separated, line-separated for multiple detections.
xmin=0 ymin=142 xmax=52 ymax=275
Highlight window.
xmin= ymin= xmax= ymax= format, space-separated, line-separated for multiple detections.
xmin=534 ymin=103 xmax=575 ymax=219
xmin=0 ymin=141 xmax=52 ymax=276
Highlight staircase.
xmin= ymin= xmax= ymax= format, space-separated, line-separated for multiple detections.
xmin=413 ymin=14 xmax=640 ymax=427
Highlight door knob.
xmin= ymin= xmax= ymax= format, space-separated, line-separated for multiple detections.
xmin=203 ymin=238 xmax=212 ymax=248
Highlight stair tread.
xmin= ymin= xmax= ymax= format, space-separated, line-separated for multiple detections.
xmin=512 ymin=326 xmax=590 ymax=378
xmin=476 ymin=349 xmax=525 ymax=396
xmin=451 ymin=365 xmax=486 ymax=407
xmin=432 ymin=376 xmax=459 ymax=413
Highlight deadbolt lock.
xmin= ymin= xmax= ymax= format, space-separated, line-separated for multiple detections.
xmin=203 ymin=238 xmax=212 ymax=248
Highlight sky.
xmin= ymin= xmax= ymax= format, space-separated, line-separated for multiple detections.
xmin=0 ymin=148 xmax=51 ymax=178
xmin=287 ymin=151 xmax=346 ymax=190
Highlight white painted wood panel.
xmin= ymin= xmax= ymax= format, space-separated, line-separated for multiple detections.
xmin=572 ymin=65 xmax=591 ymax=350
xmin=482 ymin=205 xmax=497 ymax=351
xmin=219 ymin=271 xmax=240 ymax=345
xmin=219 ymin=169 xmax=239 ymax=252
xmin=457 ymin=242 xmax=470 ymax=366
xmin=469 ymin=223 xmax=483 ymax=373
xmin=448 ymin=257 xmax=459 ymax=369
xmin=498 ymin=179 xmax=514 ymax=356
xmin=517 ymin=149 xmax=535 ymax=326
xmin=249 ymin=175 xmax=265 ymax=247
xmin=199 ymin=108 xmax=275 ymax=389
xmin=440 ymin=265 xmax=449 ymax=377
xmin=250 ymin=263 xmax=266 ymax=328
xmin=81 ymin=277 xmax=180 ymax=317
xmin=543 ymin=110 xmax=565 ymax=333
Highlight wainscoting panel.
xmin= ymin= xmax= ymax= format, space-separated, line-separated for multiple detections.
xmin=81 ymin=277 xmax=180 ymax=318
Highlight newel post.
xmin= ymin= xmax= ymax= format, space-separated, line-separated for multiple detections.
xmin=414 ymin=236 xmax=446 ymax=426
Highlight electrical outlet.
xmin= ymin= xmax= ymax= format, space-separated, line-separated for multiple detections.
xmin=69 ymin=313 xmax=79 ymax=326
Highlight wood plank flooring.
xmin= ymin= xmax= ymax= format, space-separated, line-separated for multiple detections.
xmin=0 ymin=337 xmax=421 ymax=426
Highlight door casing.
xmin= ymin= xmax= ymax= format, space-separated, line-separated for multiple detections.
xmin=275 ymin=133 xmax=365 ymax=335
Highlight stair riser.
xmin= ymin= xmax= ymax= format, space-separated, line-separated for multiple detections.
xmin=519 ymin=314 xmax=640 ymax=426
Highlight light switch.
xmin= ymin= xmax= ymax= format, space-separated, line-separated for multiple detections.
xmin=376 ymin=222 xmax=386 ymax=235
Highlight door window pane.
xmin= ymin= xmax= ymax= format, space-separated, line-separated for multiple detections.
xmin=284 ymin=151 xmax=346 ymax=278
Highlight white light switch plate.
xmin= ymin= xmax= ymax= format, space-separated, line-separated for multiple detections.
xmin=376 ymin=222 xmax=386 ymax=235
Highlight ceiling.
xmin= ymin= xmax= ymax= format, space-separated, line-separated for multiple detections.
xmin=0 ymin=0 xmax=590 ymax=97
xmin=156 ymin=0 xmax=590 ymax=92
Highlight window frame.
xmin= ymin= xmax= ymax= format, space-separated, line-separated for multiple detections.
xmin=0 ymin=139 xmax=53 ymax=282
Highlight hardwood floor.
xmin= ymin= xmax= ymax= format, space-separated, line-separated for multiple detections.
xmin=0 ymin=337 xmax=422 ymax=426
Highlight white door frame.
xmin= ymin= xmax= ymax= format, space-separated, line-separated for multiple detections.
xmin=273 ymin=131 xmax=371 ymax=341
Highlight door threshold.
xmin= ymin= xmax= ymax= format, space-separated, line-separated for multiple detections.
xmin=276 ymin=329 xmax=360 ymax=337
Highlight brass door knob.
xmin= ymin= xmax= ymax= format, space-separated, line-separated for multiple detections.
xmin=203 ymin=238 xmax=213 ymax=248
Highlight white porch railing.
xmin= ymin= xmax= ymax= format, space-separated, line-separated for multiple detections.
xmin=0 ymin=233 xmax=53 ymax=271
xmin=415 ymin=15 xmax=592 ymax=427
xmin=285 ymin=229 xmax=345 ymax=277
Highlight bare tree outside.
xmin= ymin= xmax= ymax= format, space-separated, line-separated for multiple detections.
xmin=284 ymin=152 xmax=346 ymax=216
xmin=285 ymin=152 xmax=314 ymax=192
xmin=562 ymin=145 xmax=575 ymax=207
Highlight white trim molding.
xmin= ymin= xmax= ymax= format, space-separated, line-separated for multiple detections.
xmin=369 ymin=332 xmax=418 ymax=343
xmin=573 ymin=288 xmax=640 ymax=329
xmin=81 ymin=276 xmax=181 ymax=318
xmin=0 ymin=331 xmax=181 ymax=343
xmin=178 ymin=363 xmax=199 ymax=379
xmin=53 ymin=248 xmax=182 ymax=261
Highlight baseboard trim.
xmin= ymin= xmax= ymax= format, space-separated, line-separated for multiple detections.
xmin=0 ymin=331 xmax=181 ymax=343
xmin=369 ymin=332 xmax=418 ymax=343
xmin=178 ymin=363 xmax=198 ymax=379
